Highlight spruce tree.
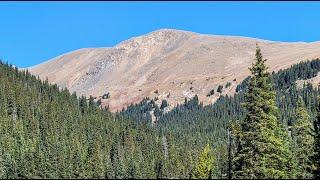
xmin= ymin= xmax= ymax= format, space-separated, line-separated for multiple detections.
xmin=192 ymin=144 xmax=215 ymax=179
xmin=217 ymin=85 xmax=223 ymax=94
xmin=292 ymin=96 xmax=315 ymax=179
xmin=227 ymin=120 xmax=242 ymax=179
xmin=314 ymin=96 xmax=320 ymax=178
xmin=233 ymin=45 xmax=293 ymax=179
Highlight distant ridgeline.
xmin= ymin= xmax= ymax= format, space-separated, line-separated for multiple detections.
xmin=0 ymin=58 xmax=319 ymax=178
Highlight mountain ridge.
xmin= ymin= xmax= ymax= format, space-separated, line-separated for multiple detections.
xmin=27 ymin=28 xmax=320 ymax=111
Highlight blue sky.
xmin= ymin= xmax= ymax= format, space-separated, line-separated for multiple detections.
xmin=1 ymin=2 xmax=320 ymax=68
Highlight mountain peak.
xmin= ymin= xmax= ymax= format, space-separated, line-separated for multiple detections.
xmin=29 ymin=30 xmax=320 ymax=112
xmin=115 ymin=28 xmax=194 ymax=50
xmin=148 ymin=28 xmax=196 ymax=35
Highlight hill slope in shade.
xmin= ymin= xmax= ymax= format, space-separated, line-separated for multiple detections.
xmin=28 ymin=29 xmax=320 ymax=111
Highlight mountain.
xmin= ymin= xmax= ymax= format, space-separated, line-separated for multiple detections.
xmin=27 ymin=29 xmax=320 ymax=111
xmin=1 ymin=53 xmax=320 ymax=178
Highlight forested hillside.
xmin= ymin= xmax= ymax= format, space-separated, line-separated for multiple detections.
xmin=123 ymin=58 xmax=320 ymax=128
xmin=0 ymin=47 xmax=319 ymax=178
xmin=0 ymin=62 xmax=204 ymax=178
xmin=121 ymin=48 xmax=320 ymax=178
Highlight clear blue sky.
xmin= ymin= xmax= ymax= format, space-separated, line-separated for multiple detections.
xmin=1 ymin=2 xmax=320 ymax=68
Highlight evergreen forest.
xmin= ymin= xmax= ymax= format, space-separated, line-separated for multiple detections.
xmin=0 ymin=46 xmax=319 ymax=179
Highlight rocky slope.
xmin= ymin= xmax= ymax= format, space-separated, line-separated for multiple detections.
xmin=28 ymin=29 xmax=320 ymax=111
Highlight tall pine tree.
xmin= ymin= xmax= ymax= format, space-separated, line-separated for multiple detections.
xmin=292 ymin=96 xmax=315 ymax=179
xmin=314 ymin=96 xmax=320 ymax=178
xmin=233 ymin=45 xmax=294 ymax=179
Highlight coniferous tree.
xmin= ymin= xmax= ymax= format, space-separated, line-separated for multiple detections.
xmin=160 ymin=100 xmax=168 ymax=110
xmin=217 ymin=85 xmax=223 ymax=94
xmin=192 ymin=144 xmax=215 ymax=179
xmin=292 ymin=96 xmax=315 ymax=179
xmin=227 ymin=120 xmax=242 ymax=179
xmin=233 ymin=45 xmax=294 ymax=179
xmin=314 ymin=96 xmax=320 ymax=178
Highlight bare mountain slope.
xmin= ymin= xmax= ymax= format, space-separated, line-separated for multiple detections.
xmin=28 ymin=29 xmax=320 ymax=111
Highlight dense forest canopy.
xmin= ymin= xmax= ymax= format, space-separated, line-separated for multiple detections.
xmin=0 ymin=47 xmax=319 ymax=178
